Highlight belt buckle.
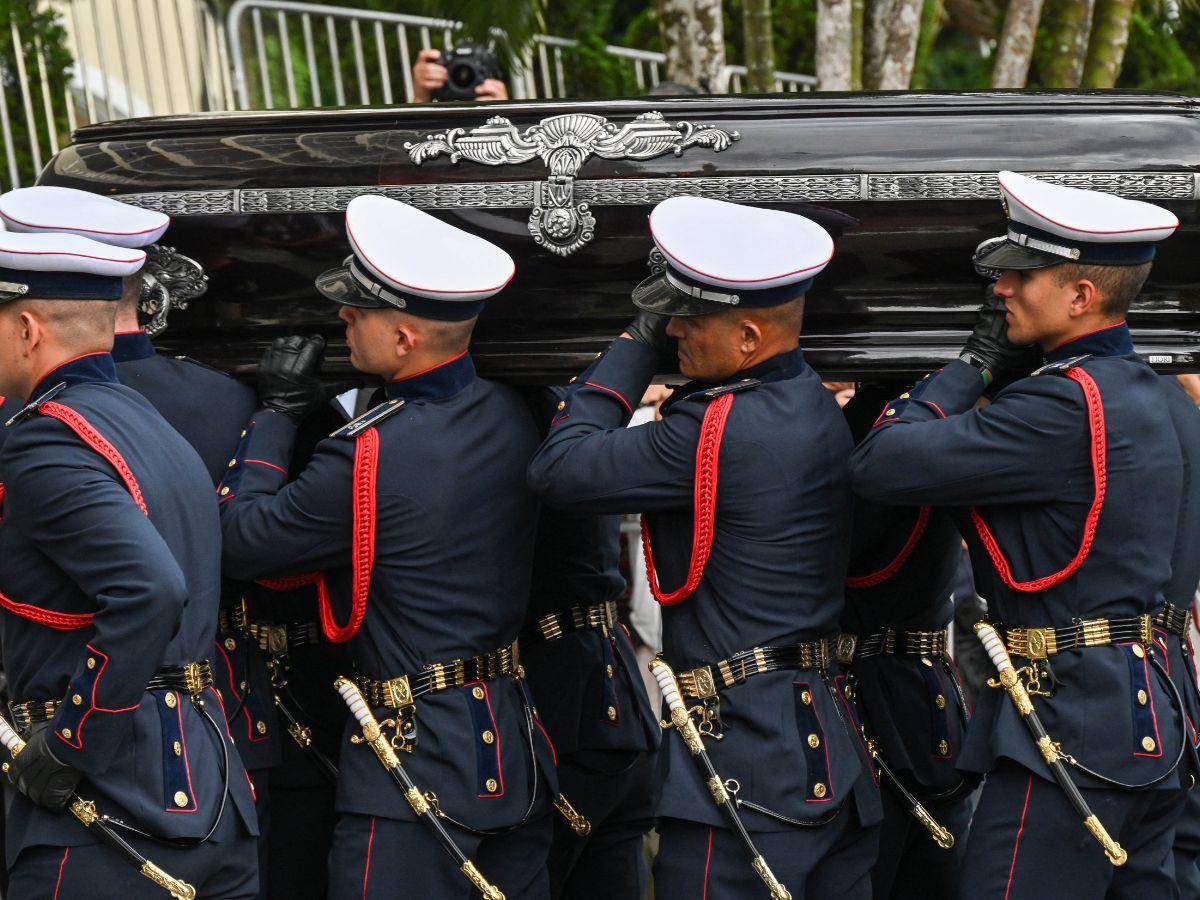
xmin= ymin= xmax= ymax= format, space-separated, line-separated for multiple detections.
xmin=385 ymin=675 xmax=414 ymax=709
xmin=266 ymin=625 xmax=289 ymax=656
xmin=685 ymin=666 xmax=719 ymax=700
xmin=836 ymin=633 xmax=857 ymax=665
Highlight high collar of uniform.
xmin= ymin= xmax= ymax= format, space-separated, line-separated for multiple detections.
xmin=30 ymin=351 xmax=119 ymax=400
xmin=384 ymin=350 xmax=475 ymax=402
xmin=664 ymin=347 xmax=803 ymax=415
xmin=111 ymin=329 xmax=156 ymax=363
xmin=1045 ymin=321 xmax=1133 ymax=363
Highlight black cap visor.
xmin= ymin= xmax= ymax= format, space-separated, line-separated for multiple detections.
xmin=631 ymin=273 xmax=734 ymax=317
xmin=973 ymin=236 xmax=1065 ymax=277
xmin=315 ymin=262 xmax=391 ymax=309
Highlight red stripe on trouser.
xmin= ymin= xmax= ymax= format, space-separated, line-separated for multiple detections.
xmin=1004 ymin=775 xmax=1034 ymax=900
xmin=702 ymin=826 xmax=714 ymax=900
xmin=53 ymin=848 xmax=69 ymax=899
xmin=362 ymin=816 xmax=376 ymax=899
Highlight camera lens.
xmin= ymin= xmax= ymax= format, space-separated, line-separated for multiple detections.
xmin=450 ymin=63 xmax=475 ymax=88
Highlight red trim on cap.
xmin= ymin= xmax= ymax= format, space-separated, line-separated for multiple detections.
xmin=642 ymin=393 xmax=733 ymax=605
xmin=1000 ymin=173 xmax=1179 ymax=235
xmin=846 ymin=507 xmax=931 ymax=588
xmin=0 ymin=246 xmax=144 ymax=264
xmin=650 ymin=214 xmax=833 ymax=284
xmin=0 ymin=208 xmax=167 ymax=237
xmin=346 ymin=217 xmax=514 ymax=296
xmin=391 ymin=348 xmax=467 ymax=381
xmin=971 ymin=367 xmax=1104 ymax=591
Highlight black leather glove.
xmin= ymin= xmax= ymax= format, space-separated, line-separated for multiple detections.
xmin=623 ymin=311 xmax=677 ymax=368
xmin=959 ymin=295 xmax=1038 ymax=385
xmin=258 ymin=334 xmax=329 ymax=423
xmin=7 ymin=723 xmax=81 ymax=812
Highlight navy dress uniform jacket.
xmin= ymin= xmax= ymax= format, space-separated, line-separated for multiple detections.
xmin=0 ymin=353 xmax=258 ymax=866
xmin=111 ymin=330 xmax=281 ymax=773
xmin=217 ymin=352 xmax=557 ymax=831
xmin=528 ymin=338 xmax=882 ymax=832
xmin=849 ymin=323 xmax=1197 ymax=792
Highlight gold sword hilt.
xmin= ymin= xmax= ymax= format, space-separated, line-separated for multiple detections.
xmin=140 ymin=860 xmax=197 ymax=900
xmin=461 ymin=860 xmax=506 ymax=900
xmin=752 ymin=856 xmax=793 ymax=900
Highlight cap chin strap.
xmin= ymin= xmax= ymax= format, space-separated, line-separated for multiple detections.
xmin=0 ymin=281 xmax=29 ymax=299
xmin=348 ymin=258 xmax=411 ymax=310
xmin=1007 ymin=228 xmax=1081 ymax=261
xmin=663 ymin=269 xmax=740 ymax=306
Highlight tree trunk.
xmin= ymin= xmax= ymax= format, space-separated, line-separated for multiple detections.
xmin=877 ymin=0 xmax=924 ymax=88
xmin=742 ymin=0 xmax=776 ymax=92
xmin=862 ymin=0 xmax=891 ymax=89
xmin=911 ymin=0 xmax=947 ymax=89
xmin=1039 ymin=0 xmax=1096 ymax=87
xmin=992 ymin=0 xmax=1047 ymax=87
xmin=851 ymin=0 xmax=865 ymax=89
xmin=817 ymin=0 xmax=854 ymax=89
xmin=656 ymin=0 xmax=729 ymax=92
xmin=1081 ymin=0 xmax=1133 ymax=87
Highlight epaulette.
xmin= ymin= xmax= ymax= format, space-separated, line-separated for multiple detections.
xmin=173 ymin=355 xmax=235 ymax=378
xmin=5 ymin=382 xmax=66 ymax=427
xmin=330 ymin=397 xmax=406 ymax=439
xmin=1032 ymin=354 xmax=1092 ymax=377
xmin=680 ymin=377 xmax=762 ymax=404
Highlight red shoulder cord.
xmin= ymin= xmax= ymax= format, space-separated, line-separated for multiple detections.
xmin=0 ymin=401 xmax=149 ymax=630
xmin=971 ymin=367 xmax=1106 ymax=592
xmin=641 ymin=393 xmax=734 ymax=606
xmin=845 ymin=506 xmax=931 ymax=589
xmin=257 ymin=428 xmax=379 ymax=643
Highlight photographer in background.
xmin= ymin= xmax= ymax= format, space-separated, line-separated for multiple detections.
xmin=411 ymin=46 xmax=508 ymax=103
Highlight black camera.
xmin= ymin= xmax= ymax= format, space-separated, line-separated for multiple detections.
xmin=432 ymin=43 xmax=501 ymax=102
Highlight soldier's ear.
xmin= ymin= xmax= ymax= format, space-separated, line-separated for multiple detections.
xmin=16 ymin=309 xmax=40 ymax=351
xmin=393 ymin=321 xmax=416 ymax=359
xmin=739 ymin=319 xmax=762 ymax=354
xmin=1069 ymin=277 xmax=1101 ymax=319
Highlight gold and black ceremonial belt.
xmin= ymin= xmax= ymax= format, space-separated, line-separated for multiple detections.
xmin=220 ymin=608 xmax=322 ymax=656
xmin=10 ymin=661 xmax=214 ymax=734
xmin=837 ymin=627 xmax=948 ymax=663
xmin=998 ymin=615 xmax=1153 ymax=660
xmin=354 ymin=641 xmax=521 ymax=710
xmin=1153 ymin=603 xmax=1193 ymax=639
xmin=677 ymin=638 xmax=837 ymax=701
xmin=522 ymin=600 xmax=618 ymax=646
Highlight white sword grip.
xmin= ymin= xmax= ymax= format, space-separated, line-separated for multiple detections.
xmin=335 ymin=678 xmax=376 ymax=732
xmin=0 ymin=717 xmax=23 ymax=756
xmin=976 ymin=623 xmax=1013 ymax=674
xmin=650 ymin=662 xmax=686 ymax=714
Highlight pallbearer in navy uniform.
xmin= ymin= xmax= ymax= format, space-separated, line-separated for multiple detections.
xmin=218 ymin=195 xmax=556 ymax=899
xmin=0 ymin=185 xmax=281 ymax=895
xmin=521 ymin=387 xmax=661 ymax=899
xmin=529 ymin=197 xmax=882 ymax=898
xmin=840 ymin=385 xmax=974 ymax=899
xmin=850 ymin=172 xmax=1199 ymax=898
xmin=0 ymin=229 xmax=258 ymax=895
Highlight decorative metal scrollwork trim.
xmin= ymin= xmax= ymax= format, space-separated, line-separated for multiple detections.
xmin=118 ymin=171 xmax=1197 ymax=223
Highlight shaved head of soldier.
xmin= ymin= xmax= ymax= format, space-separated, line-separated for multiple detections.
xmin=665 ymin=296 xmax=804 ymax=382
xmin=337 ymin=304 xmax=476 ymax=381
xmin=0 ymin=297 xmax=116 ymax=399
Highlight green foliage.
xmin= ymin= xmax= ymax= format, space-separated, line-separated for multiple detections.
xmin=0 ymin=0 xmax=72 ymax=188
xmin=545 ymin=1 xmax=638 ymax=97
xmin=1116 ymin=3 xmax=1200 ymax=91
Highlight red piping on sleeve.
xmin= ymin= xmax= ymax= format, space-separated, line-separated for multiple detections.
xmin=971 ymin=367 xmax=1105 ymax=592
xmin=846 ymin=507 xmax=931 ymax=588
xmin=584 ymin=381 xmax=633 ymax=415
xmin=244 ymin=458 xmax=287 ymax=474
xmin=642 ymin=393 xmax=734 ymax=606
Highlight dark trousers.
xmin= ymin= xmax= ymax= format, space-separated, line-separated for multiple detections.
xmin=247 ymin=768 xmax=270 ymax=899
xmin=7 ymin=803 xmax=257 ymax=900
xmin=873 ymin=781 xmax=974 ymax=899
xmin=956 ymin=761 xmax=1187 ymax=899
xmin=1173 ymin=782 xmax=1200 ymax=896
xmin=549 ymin=749 xmax=657 ymax=900
xmin=328 ymin=812 xmax=553 ymax=900
xmin=652 ymin=803 xmax=879 ymax=900
xmin=265 ymin=780 xmax=337 ymax=899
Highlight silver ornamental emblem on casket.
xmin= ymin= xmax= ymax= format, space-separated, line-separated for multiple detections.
xmin=404 ymin=111 xmax=740 ymax=257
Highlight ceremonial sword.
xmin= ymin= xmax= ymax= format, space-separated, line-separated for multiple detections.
xmin=974 ymin=622 xmax=1127 ymax=866
xmin=865 ymin=736 xmax=955 ymax=849
xmin=648 ymin=655 xmax=792 ymax=900
xmin=334 ymin=677 xmax=505 ymax=899
xmin=0 ymin=714 xmax=196 ymax=899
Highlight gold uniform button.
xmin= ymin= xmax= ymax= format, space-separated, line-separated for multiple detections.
xmin=482 ymin=730 xmax=495 ymax=745
xmin=900 ymin=392 xmax=910 ymax=398
xmin=174 ymin=791 xmax=189 ymax=808
xmin=472 ymin=687 xmax=485 ymax=700
xmin=239 ymin=681 xmax=247 ymax=692
xmin=485 ymin=778 xmax=498 ymax=793
xmin=921 ymin=657 xmax=933 ymax=667
xmin=240 ymin=430 xmax=247 ymax=438
xmin=800 ymin=690 xmax=812 ymax=706
xmin=556 ymin=401 xmax=566 ymax=411
xmin=256 ymin=721 xmax=267 ymax=735
xmin=60 ymin=728 xmax=71 ymax=740
xmin=935 ymin=694 xmax=946 ymax=709
xmin=1138 ymin=690 xmax=1148 ymax=706
xmin=227 ymin=459 xmax=236 ymax=468
xmin=885 ymin=408 xmax=896 ymax=416
xmin=2 ymin=762 xmax=9 ymax=773
xmin=173 ymin=741 xmax=182 ymax=756
xmin=938 ymin=740 xmax=950 ymax=755
xmin=1132 ymin=644 xmax=1145 ymax=659
xmin=86 ymin=658 xmax=96 ymax=670
xmin=220 ymin=487 xmax=230 ymax=496
xmin=813 ymin=782 xmax=827 ymax=798
xmin=607 ymin=706 xmax=618 ymax=720
xmin=606 ymin=665 xmax=614 ymax=678
xmin=72 ymin=694 xmax=83 ymax=706
xmin=807 ymin=733 xmax=820 ymax=749
xmin=844 ymin=684 xmax=854 ymax=700
xmin=224 ymin=638 xmax=237 ymax=651
xmin=1143 ymin=737 xmax=1157 ymax=752
xmin=165 ymin=693 xmax=177 ymax=709
xmin=569 ymin=376 xmax=577 ymax=383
